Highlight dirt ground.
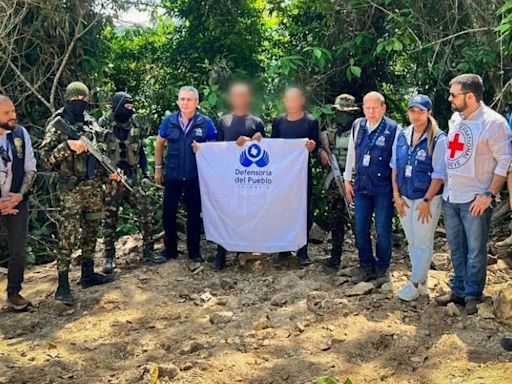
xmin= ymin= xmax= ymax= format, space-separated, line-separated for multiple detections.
xmin=1 ymin=229 xmax=512 ymax=384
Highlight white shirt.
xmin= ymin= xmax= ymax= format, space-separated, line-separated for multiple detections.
xmin=0 ymin=127 xmax=37 ymax=198
xmin=443 ymin=102 xmax=512 ymax=203
xmin=343 ymin=117 xmax=401 ymax=181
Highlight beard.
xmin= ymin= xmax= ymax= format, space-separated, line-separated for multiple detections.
xmin=451 ymin=99 xmax=468 ymax=113
xmin=0 ymin=119 xmax=16 ymax=131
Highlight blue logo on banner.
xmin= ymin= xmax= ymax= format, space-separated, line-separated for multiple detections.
xmin=240 ymin=143 xmax=270 ymax=168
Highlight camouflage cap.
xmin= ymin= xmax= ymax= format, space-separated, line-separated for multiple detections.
xmin=333 ymin=94 xmax=359 ymax=112
xmin=64 ymin=82 xmax=90 ymax=102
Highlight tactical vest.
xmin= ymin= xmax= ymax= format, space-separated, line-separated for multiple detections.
xmin=354 ymin=116 xmax=398 ymax=195
xmin=326 ymin=124 xmax=350 ymax=167
xmin=395 ymin=128 xmax=445 ymax=200
xmin=49 ymin=109 xmax=105 ymax=181
xmin=102 ymin=116 xmax=144 ymax=169
xmin=162 ymin=113 xmax=210 ymax=180
xmin=6 ymin=126 xmax=26 ymax=194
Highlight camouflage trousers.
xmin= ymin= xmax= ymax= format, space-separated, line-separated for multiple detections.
xmin=325 ymin=183 xmax=347 ymax=258
xmin=57 ymin=180 xmax=104 ymax=272
xmin=103 ymin=178 xmax=155 ymax=256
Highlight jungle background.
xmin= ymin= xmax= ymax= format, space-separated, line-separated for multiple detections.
xmin=1 ymin=0 xmax=512 ymax=264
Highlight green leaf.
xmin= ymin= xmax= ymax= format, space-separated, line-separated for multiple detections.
xmin=350 ymin=65 xmax=362 ymax=78
xmin=313 ymin=48 xmax=322 ymax=59
xmin=314 ymin=377 xmax=339 ymax=384
xmin=207 ymin=93 xmax=217 ymax=106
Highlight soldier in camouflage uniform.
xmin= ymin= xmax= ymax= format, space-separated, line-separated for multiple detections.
xmin=40 ymin=82 xmax=118 ymax=305
xmin=100 ymin=92 xmax=166 ymax=273
xmin=319 ymin=94 xmax=360 ymax=270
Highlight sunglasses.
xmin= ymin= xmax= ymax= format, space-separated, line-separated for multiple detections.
xmin=449 ymin=92 xmax=469 ymax=98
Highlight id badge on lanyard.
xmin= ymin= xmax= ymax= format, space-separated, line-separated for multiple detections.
xmin=405 ymin=165 xmax=413 ymax=177
xmin=363 ymin=153 xmax=371 ymax=167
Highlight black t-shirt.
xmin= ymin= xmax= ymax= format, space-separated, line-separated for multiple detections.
xmin=217 ymin=113 xmax=266 ymax=142
xmin=271 ymin=113 xmax=320 ymax=152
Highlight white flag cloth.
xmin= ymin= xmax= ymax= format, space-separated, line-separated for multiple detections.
xmin=196 ymin=138 xmax=308 ymax=253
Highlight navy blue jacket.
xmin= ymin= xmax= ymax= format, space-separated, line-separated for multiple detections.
xmin=395 ymin=130 xmax=445 ymax=200
xmin=6 ymin=126 xmax=26 ymax=194
xmin=354 ymin=116 xmax=398 ymax=195
xmin=159 ymin=112 xmax=216 ymax=180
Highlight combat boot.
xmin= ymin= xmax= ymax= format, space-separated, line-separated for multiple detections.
xmin=143 ymin=250 xmax=167 ymax=264
xmin=212 ymin=246 xmax=226 ymax=271
xmin=297 ymin=245 xmax=312 ymax=266
xmin=102 ymin=248 xmax=116 ymax=274
xmin=80 ymin=259 xmax=115 ymax=289
xmin=55 ymin=271 xmax=74 ymax=305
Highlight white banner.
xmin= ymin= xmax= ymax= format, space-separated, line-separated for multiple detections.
xmin=196 ymin=138 xmax=308 ymax=253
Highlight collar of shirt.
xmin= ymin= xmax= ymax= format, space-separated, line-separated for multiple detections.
xmin=178 ymin=112 xmax=196 ymax=133
xmin=366 ymin=117 xmax=383 ymax=132
xmin=458 ymin=101 xmax=485 ymax=121
xmin=403 ymin=125 xmax=427 ymax=146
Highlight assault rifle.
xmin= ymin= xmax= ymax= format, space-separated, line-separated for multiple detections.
xmin=53 ymin=117 xmax=133 ymax=192
xmin=320 ymin=131 xmax=354 ymax=226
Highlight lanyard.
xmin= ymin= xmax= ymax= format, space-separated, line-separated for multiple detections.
xmin=365 ymin=120 xmax=385 ymax=154
xmin=179 ymin=113 xmax=195 ymax=134
xmin=407 ymin=129 xmax=426 ymax=165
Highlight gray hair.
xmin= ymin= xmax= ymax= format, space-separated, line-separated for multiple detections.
xmin=363 ymin=91 xmax=385 ymax=106
xmin=178 ymin=86 xmax=199 ymax=101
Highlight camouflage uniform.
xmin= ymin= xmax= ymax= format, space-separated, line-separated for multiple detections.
xmin=100 ymin=113 xmax=162 ymax=266
xmin=40 ymin=109 xmax=108 ymax=273
xmin=322 ymin=94 xmax=360 ymax=267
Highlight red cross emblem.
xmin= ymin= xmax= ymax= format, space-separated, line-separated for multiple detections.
xmin=448 ymin=132 xmax=464 ymax=159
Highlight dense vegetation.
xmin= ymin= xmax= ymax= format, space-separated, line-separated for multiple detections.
xmin=1 ymin=0 xmax=512 ymax=263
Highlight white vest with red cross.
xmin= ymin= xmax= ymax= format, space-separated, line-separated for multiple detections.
xmin=446 ymin=114 xmax=484 ymax=177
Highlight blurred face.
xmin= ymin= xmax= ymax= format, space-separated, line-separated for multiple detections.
xmin=283 ymin=89 xmax=305 ymax=114
xmin=448 ymin=84 xmax=469 ymax=113
xmin=0 ymin=100 xmax=17 ymax=131
xmin=229 ymin=85 xmax=251 ymax=113
xmin=177 ymin=90 xmax=199 ymax=115
xmin=363 ymin=98 xmax=386 ymax=123
xmin=124 ymin=103 xmax=134 ymax=111
xmin=407 ymin=107 xmax=430 ymax=127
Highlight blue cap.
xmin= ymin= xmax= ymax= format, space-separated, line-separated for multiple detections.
xmin=408 ymin=94 xmax=432 ymax=111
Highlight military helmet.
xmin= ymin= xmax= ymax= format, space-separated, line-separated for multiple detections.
xmin=333 ymin=94 xmax=359 ymax=112
xmin=64 ymin=82 xmax=90 ymax=102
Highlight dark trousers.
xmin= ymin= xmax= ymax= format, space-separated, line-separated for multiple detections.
xmin=163 ymin=178 xmax=202 ymax=256
xmin=354 ymin=192 xmax=393 ymax=270
xmin=1 ymin=200 xmax=29 ymax=294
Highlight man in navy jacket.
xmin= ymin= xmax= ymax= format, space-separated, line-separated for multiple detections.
xmin=155 ymin=86 xmax=217 ymax=263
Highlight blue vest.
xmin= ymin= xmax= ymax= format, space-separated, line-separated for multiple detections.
xmin=395 ymin=128 xmax=445 ymax=200
xmin=354 ymin=116 xmax=397 ymax=195
xmin=6 ymin=126 xmax=26 ymax=195
xmin=163 ymin=113 xmax=210 ymax=180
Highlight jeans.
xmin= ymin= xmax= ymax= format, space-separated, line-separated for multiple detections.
xmin=354 ymin=192 xmax=393 ymax=270
xmin=1 ymin=200 xmax=29 ymax=294
xmin=163 ymin=178 xmax=202 ymax=256
xmin=399 ymin=195 xmax=442 ymax=284
xmin=444 ymin=200 xmax=492 ymax=301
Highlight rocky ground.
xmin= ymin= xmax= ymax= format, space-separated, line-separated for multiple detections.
xmin=1 ymin=227 xmax=512 ymax=384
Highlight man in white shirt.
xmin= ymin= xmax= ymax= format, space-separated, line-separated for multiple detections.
xmin=436 ymin=74 xmax=512 ymax=315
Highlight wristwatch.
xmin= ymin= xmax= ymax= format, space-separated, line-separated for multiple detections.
xmin=483 ymin=191 xmax=496 ymax=199
xmin=423 ymin=197 xmax=431 ymax=203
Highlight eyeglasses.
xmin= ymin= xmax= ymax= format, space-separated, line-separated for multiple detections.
xmin=449 ymin=92 xmax=469 ymax=98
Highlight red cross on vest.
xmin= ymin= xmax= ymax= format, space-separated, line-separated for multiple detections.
xmin=448 ymin=132 xmax=464 ymax=159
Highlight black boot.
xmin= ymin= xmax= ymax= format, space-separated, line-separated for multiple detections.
xmin=501 ymin=336 xmax=512 ymax=351
xmin=102 ymin=249 xmax=116 ymax=274
xmin=277 ymin=251 xmax=291 ymax=262
xmin=55 ymin=271 xmax=75 ymax=305
xmin=80 ymin=259 xmax=115 ymax=289
xmin=143 ymin=250 xmax=167 ymax=264
xmin=297 ymin=245 xmax=312 ymax=266
xmin=212 ymin=246 xmax=226 ymax=271
xmin=322 ymin=254 xmax=341 ymax=271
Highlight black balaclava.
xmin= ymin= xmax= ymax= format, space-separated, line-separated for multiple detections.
xmin=112 ymin=92 xmax=134 ymax=124
xmin=335 ymin=112 xmax=357 ymax=134
xmin=63 ymin=100 xmax=88 ymax=123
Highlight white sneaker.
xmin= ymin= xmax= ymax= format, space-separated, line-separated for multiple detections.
xmin=396 ymin=281 xmax=419 ymax=302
